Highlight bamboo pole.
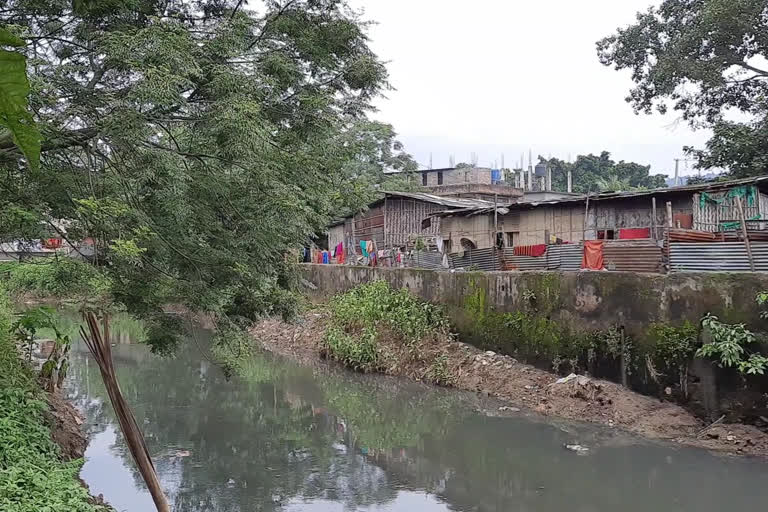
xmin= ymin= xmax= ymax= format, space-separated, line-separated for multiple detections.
xmin=80 ymin=312 xmax=170 ymax=512
xmin=736 ymin=196 xmax=756 ymax=272
xmin=582 ymin=193 xmax=590 ymax=242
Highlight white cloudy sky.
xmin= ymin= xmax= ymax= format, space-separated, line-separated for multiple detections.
xmin=350 ymin=0 xmax=711 ymax=177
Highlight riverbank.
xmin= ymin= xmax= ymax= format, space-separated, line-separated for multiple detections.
xmin=250 ymin=309 xmax=768 ymax=457
xmin=0 ymin=291 xmax=109 ymax=511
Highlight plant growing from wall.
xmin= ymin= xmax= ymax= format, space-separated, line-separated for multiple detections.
xmin=757 ymin=291 xmax=768 ymax=319
xmin=697 ymin=314 xmax=768 ymax=375
xmin=648 ymin=321 xmax=699 ymax=397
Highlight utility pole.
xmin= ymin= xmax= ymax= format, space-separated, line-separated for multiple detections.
xmin=674 ymin=157 xmax=696 ymax=186
xmin=674 ymin=158 xmax=680 ymax=186
xmin=527 ymin=149 xmax=533 ymax=191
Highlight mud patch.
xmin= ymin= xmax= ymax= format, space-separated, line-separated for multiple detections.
xmin=46 ymin=391 xmax=87 ymax=460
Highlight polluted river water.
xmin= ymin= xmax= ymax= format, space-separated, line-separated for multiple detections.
xmin=63 ymin=317 xmax=768 ymax=512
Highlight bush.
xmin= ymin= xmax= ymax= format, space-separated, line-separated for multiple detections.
xmin=325 ymin=326 xmax=379 ymax=372
xmin=328 ymin=280 xmax=449 ymax=345
xmin=324 ymin=281 xmax=450 ymax=373
xmin=697 ymin=314 xmax=768 ymax=375
xmin=0 ymin=259 xmax=110 ymax=300
xmin=0 ymin=286 xmax=105 ymax=511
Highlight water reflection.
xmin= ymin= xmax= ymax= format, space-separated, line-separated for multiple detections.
xmin=65 ymin=316 xmax=768 ymax=512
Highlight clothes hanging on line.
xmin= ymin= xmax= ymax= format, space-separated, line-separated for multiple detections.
xmin=360 ymin=240 xmax=369 ymax=258
xmin=514 ymin=244 xmax=547 ymax=257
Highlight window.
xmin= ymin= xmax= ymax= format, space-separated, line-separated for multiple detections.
xmin=597 ymin=230 xmax=616 ymax=240
xmin=506 ymin=232 xmax=519 ymax=247
xmin=464 ymin=171 xmax=470 ymax=183
xmin=460 ymin=238 xmax=477 ymax=250
xmin=437 ymin=171 xmax=443 ymax=185
xmin=422 ymin=173 xmax=427 ymax=186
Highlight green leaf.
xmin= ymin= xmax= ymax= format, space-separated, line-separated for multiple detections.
xmin=0 ymin=48 xmax=41 ymax=170
xmin=0 ymin=27 xmax=24 ymax=47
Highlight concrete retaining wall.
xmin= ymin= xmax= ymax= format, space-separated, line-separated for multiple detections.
xmin=302 ymin=264 xmax=768 ymax=336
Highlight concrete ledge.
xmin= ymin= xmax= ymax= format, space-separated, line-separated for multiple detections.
xmin=301 ymin=264 xmax=768 ymax=335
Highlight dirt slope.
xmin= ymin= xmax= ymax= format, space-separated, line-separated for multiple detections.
xmin=251 ymin=312 xmax=768 ymax=457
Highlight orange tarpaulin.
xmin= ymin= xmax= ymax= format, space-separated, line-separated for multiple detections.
xmin=581 ymin=240 xmax=604 ymax=270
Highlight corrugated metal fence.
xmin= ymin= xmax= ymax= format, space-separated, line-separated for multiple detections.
xmin=603 ymin=240 xmax=663 ymax=273
xmin=405 ymin=250 xmax=445 ymax=270
xmin=499 ymin=245 xmax=582 ymax=271
xmin=546 ymin=245 xmax=583 ymax=271
xmin=346 ymin=240 xmax=768 ymax=273
xmin=450 ymin=247 xmax=501 ymax=271
xmin=669 ymin=242 xmax=768 ymax=272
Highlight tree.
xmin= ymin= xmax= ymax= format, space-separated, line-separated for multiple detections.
xmin=327 ymin=119 xmax=419 ymax=218
xmin=0 ymin=0 xmax=396 ymax=352
xmin=597 ymin=0 xmax=768 ymax=176
xmin=544 ymin=151 xmax=667 ymax=193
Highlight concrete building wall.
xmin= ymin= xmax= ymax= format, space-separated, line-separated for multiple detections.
xmin=422 ymin=168 xmax=493 ymax=187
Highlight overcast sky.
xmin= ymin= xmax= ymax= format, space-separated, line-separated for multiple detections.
xmin=351 ymin=0 xmax=711 ymax=178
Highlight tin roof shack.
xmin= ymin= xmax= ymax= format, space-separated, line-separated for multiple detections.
xmin=328 ymin=192 xmax=495 ymax=255
xmin=436 ymin=176 xmax=768 ymax=251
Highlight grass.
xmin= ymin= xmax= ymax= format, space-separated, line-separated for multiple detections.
xmin=0 ymin=286 xmax=106 ymax=512
xmin=0 ymin=259 xmax=111 ymax=301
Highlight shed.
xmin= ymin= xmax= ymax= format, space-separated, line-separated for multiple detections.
xmin=328 ymin=192 xmax=495 ymax=255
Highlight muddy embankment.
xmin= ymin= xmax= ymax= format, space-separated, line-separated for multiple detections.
xmin=251 ymin=312 xmax=768 ymax=458
xmin=46 ymin=391 xmax=113 ymax=509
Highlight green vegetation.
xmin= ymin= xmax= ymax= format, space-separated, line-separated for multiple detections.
xmin=460 ymin=277 xmax=704 ymax=383
xmin=646 ymin=322 xmax=699 ymax=394
xmin=697 ymin=314 xmax=768 ymax=375
xmin=538 ymin=151 xmax=668 ymax=194
xmin=324 ymin=281 xmax=450 ymax=378
xmin=0 ymin=260 xmax=110 ymax=301
xmin=0 ymin=288 xmax=104 ymax=511
xmin=598 ymin=0 xmax=768 ymax=178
